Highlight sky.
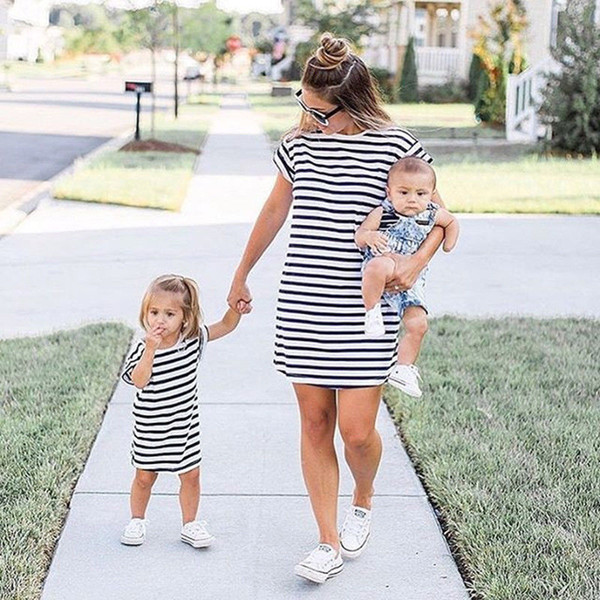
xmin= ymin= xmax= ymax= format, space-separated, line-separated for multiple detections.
xmin=216 ymin=0 xmax=282 ymax=13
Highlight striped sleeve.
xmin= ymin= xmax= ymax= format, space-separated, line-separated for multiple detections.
xmin=273 ymin=137 xmax=295 ymax=182
xmin=405 ymin=137 xmax=433 ymax=164
xmin=121 ymin=339 xmax=145 ymax=385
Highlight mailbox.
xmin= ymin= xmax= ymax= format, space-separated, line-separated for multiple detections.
xmin=125 ymin=81 xmax=152 ymax=94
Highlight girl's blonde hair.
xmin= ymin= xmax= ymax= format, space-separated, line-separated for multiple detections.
xmin=139 ymin=274 xmax=203 ymax=340
xmin=291 ymin=32 xmax=394 ymax=138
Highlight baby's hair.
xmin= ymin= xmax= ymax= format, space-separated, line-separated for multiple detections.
xmin=139 ymin=274 xmax=203 ymax=340
xmin=388 ymin=157 xmax=437 ymax=189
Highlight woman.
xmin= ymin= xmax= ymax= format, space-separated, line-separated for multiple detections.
xmin=227 ymin=33 xmax=446 ymax=583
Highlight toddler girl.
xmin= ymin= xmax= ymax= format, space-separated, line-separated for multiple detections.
xmin=355 ymin=157 xmax=459 ymax=398
xmin=120 ymin=274 xmax=241 ymax=548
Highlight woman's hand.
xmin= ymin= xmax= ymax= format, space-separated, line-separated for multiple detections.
xmin=227 ymin=276 xmax=253 ymax=314
xmin=384 ymin=254 xmax=423 ymax=293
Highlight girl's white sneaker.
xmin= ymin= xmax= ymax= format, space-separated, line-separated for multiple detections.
xmin=120 ymin=518 xmax=146 ymax=546
xmin=365 ymin=304 xmax=385 ymax=337
xmin=181 ymin=520 xmax=215 ymax=548
xmin=340 ymin=506 xmax=372 ymax=558
xmin=388 ymin=364 xmax=423 ymax=397
xmin=294 ymin=543 xmax=344 ymax=583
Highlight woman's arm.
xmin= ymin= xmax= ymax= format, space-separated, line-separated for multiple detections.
xmin=228 ymin=173 xmax=293 ymax=313
xmin=207 ymin=308 xmax=242 ymax=341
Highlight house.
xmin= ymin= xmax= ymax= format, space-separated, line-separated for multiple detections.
xmin=0 ymin=0 xmax=51 ymax=62
xmin=362 ymin=0 xmax=577 ymax=86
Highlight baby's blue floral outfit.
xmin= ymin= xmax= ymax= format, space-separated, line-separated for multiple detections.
xmin=362 ymin=198 xmax=439 ymax=317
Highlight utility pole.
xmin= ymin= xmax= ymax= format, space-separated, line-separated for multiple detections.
xmin=173 ymin=1 xmax=179 ymax=119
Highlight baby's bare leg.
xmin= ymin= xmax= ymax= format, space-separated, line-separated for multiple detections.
xmin=398 ymin=306 xmax=428 ymax=365
xmin=362 ymin=255 xmax=396 ymax=310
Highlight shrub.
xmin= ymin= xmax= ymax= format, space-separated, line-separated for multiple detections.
xmin=369 ymin=67 xmax=394 ymax=103
xmin=420 ymin=78 xmax=469 ymax=103
xmin=539 ymin=0 xmax=600 ymax=155
xmin=467 ymin=53 xmax=483 ymax=102
xmin=397 ymin=36 xmax=418 ymax=102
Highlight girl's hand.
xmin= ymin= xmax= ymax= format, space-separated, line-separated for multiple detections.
xmin=145 ymin=325 xmax=164 ymax=350
xmin=366 ymin=231 xmax=389 ymax=255
xmin=228 ymin=277 xmax=253 ymax=314
xmin=384 ymin=254 xmax=421 ymax=292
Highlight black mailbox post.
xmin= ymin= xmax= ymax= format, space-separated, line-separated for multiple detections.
xmin=125 ymin=81 xmax=153 ymax=141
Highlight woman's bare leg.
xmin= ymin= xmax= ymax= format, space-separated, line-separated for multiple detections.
xmin=294 ymin=383 xmax=339 ymax=549
xmin=338 ymin=386 xmax=383 ymax=510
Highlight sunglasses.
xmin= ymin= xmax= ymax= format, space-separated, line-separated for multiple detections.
xmin=295 ymin=90 xmax=343 ymax=126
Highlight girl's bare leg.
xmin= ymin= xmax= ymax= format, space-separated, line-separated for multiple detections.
xmin=178 ymin=467 xmax=201 ymax=524
xmin=294 ymin=383 xmax=339 ymax=549
xmin=338 ymin=386 xmax=383 ymax=510
xmin=130 ymin=469 xmax=158 ymax=518
xmin=398 ymin=306 xmax=428 ymax=364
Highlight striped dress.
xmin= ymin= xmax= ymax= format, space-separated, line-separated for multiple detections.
xmin=121 ymin=328 xmax=208 ymax=474
xmin=272 ymin=127 xmax=433 ymax=389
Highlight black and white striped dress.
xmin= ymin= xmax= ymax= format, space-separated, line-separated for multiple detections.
xmin=273 ymin=127 xmax=432 ymax=389
xmin=121 ymin=328 xmax=208 ymax=473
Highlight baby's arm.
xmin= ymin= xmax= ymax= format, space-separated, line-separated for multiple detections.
xmin=355 ymin=207 xmax=389 ymax=254
xmin=434 ymin=208 xmax=459 ymax=252
xmin=207 ymin=307 xmax=242 ymax=341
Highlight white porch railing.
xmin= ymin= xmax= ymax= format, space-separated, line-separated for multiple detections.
xmin=416 ymin=46 xmax=461 ymax=78
xmin=505 ymin=59 xmax=558 ymax=142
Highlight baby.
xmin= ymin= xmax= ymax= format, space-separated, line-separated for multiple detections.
xmin=355 ymin=156 xmax=459 ymax=398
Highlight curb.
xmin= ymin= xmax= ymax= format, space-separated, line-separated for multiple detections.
xmin=0 ymin=127 xmax=135 ymax=238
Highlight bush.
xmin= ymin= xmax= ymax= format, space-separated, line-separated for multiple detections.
xmin=420 ymin=78 xmax=469 ymax=103
xmin=369 ymin=67 xmax=394 ymax=103
xmin=397 ymin=36 xmax=418 ymax=102
xmin=539 ymin=0 xmax=600 ymax=156
xmin=467 ymin=53 xmax=483 ymax=101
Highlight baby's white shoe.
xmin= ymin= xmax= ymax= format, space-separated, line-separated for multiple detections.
xmin=364 ymin=304 xmax=385 ymax=338
xmin=388 ymin=364 xmax=423 ymax=397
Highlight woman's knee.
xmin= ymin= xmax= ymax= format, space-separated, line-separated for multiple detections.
xmin=340 ymin=426 xmax=376 ymax=452
xmin=301 ymin=409 xmax=336 ymax=445
xmin=135 ymin=470 xmax=157 ymax=489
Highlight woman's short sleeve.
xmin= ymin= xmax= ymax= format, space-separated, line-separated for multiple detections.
xmin=273 ymin=137 xmax=295 ymax=183
xmin=122 ymin=339 xmax=145 ymax=385
xmin=405 ymin=138 xmax=434 ymax=164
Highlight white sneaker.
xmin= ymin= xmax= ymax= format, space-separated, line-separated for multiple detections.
xmin=294 ymin=543 xmax=344 ymax=583
xmin=340 ymin=505 xmax=372 ymax=558
xmin=181 ymin=520 xmax=215 ymax=548
xmin=120 ymin=518 xmax=146 ymax=546
xmin=365 ymin=304 xmax=385 ymax=338
xmin=388 ymin=364 xmax=423 ymax=397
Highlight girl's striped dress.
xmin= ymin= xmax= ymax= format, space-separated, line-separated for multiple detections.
xmin=121 ymin=328 xmax=208 ymax=474
xmin=272 ymin=127 xmax=432 ymax=389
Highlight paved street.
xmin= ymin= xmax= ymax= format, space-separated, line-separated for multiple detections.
xmin=0 ymin=71 xmax=174 ymax=210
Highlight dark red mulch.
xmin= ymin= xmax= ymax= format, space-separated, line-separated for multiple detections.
xmin=120 ymin=139 xmax=200 ymax=154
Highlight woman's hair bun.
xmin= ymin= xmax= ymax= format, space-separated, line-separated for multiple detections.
xmin=315 ymin=32 xmax=351 ymax=69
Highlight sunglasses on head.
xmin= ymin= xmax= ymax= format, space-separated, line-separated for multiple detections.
xmin=294 ymin=90 xmax=343 ymax=127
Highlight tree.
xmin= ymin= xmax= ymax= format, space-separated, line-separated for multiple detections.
xmin=292 ymin=0 xmax=378 ymax=74
xmin=471 ymin=0 xmax=528 ymax=124
xmin=397 ymin=36 xmax=418 ymax=102
xmin=179 ymin=2 xmax=232 ymax=55
xmin=539 ymin=0 xmax=600 ymax=155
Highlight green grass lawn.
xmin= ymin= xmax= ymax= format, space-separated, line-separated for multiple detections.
xmin=249 ymin=93 xmax=600 ymax=214
xmin=53 ymin=103 xmax=216 ymax=210
xmin=0 ymin=324 xmax=133 ymax=600
xmin=386 ymin=317 xmax=600 ymax=600
xmin=1 ymin=57 xmax=119 ymax=80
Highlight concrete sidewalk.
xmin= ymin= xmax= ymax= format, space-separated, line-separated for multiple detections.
xmin=17 ymin=96 xmax=465 ymax=599
xmin=1 ymin=95 xmax=597 ymax=599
